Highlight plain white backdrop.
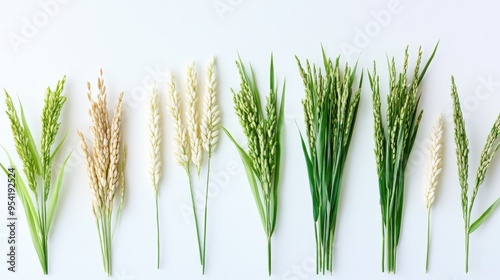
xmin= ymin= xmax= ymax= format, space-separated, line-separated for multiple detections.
xmin=0 ymin=0 xmax=500 ymax=279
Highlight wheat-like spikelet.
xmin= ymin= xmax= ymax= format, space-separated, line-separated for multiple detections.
xmin=473 ymin=113 xmax=500 ymax=197
xmin=78 ymin=131 xmax=100 ymax=216
xmin=424 ymin=115 xmax=444 ymax=209
xmin=233 ymin=59 xmax=261 ymax=168
xmin=451 ymin=77 xmax=470 ymax=221
xmin=87 ymin=75 xmax=111 ymax=208
xmin=106 ymin=92 xmax=124 ymax=215
xmin=4 ymin=92 xmax=37 ymax=192
xmin=117 ymin=146 xmax=127 ymax=221
xmin=371 ymin=63 xmax=385 ymax=177
xmin=41 ymin=76 xmax=67 ymax=199
xmin=168 ymin=71 xmax=190 ymax=168
xmin=186 ymin=62 xmax=203 ymax=174
xmin=149 ymin=84 xmax=162 ymax=193
xmin=201 ymin=56 xmax=221 ymax=156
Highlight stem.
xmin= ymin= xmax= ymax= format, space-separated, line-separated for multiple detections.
xmin=314 ymin=223 xmax=319 ymax=274
xmin=465 ymin=227 xmax=470 ymax=273
xmin=105 ymin=212 xmax=113 ymax=276
xmin=39 ymin=180 xmax=49 ymax=275
xmin=155 ymin=193 xmax=160 ymax=269
xmin=267 ymin=236 xmax=272 ymax=276
xmin=42 ymin=231 xmax=48 ymax=275
xmin=425 ymin=208 xmax=430 ymax=272
xmin=101 ymin=212 xmax=109 ymax=275
xmin=202 ymin=157 xmax=212 ymax=275
xmin=265 ymin=186 xmax=273 ymax=276
xmin=96 ymin=217 xmax=106 ymax=271
xmin=392 ymin=228 xmax=397 ymax=273
xmin=327 ymin=229 xmax=334 ymax=273
xmin=186 ymin=167 xmax=203 ymax=265
xmin=385 ymin=222 xmax=389 ymax=273
xmin=381 ymin=222 xmax=385 ymax=273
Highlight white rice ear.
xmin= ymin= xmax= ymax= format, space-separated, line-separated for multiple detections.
xmin=186 ymin=62 xmax=203 ymax=174
xmin=424 ymin=114 xmax=444 ymax=209
xmin=201 ymin=56 xmax=221 ymax=156
xmin=149 ymin=83 xmax=162 ymax=191
xmin=167 ymin=71 xmax=191 ymax=168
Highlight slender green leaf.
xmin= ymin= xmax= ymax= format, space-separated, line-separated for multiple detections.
xmin=469 ymin=197 xmax=500 ymax=234
xmin=50 ymin=132 xmax=68 ymax=162
xmin=18 ymin=99 xmax=41 ymax=174
xmin=418 ymin=41 xmax=439 ymax=85
xmin=47 ymin=152 xmax=72 ymax=230
xmin=0 ymin=151 xmax=44 ymax=269
xmin=223 ymin=127 xmax=266 ymax=230
xmin=270 ymin=80 xmax=286 ymax=233
xmin=298 ymin=129 xmax=318 ymax=220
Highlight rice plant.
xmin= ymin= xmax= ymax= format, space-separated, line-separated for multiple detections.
xmin=200 ymin=56 xmax=221 ymax=274
xmin=369 ymin=45 xmax=438 ymax=273
xmin=450 ymin=76 xmax=500 ymax=272
xmin=224 ymin=55 xmax=285 ymax=276
xmin=296 ymin=50 xmax=362 ymax=274
xmin=423 ymin=115 xmax=443 ymax=272
xmin=148 ymin=84 xmax=162 ymax=269
xmin=1 ymin=77 xmax=71 ymax=275
xmin=167 ymin=58 xmax=220 ymax=274
xmin=78 ymin=70 xmax=127 ymax=276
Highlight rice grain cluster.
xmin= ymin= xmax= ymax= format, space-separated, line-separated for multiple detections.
xmin=78 ymin=69 xmax=127 ymax=276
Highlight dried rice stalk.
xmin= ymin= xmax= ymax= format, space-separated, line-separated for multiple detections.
xmin=79 ymin=69 xmax=126 ymax=276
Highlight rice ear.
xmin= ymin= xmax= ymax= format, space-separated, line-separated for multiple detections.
xmin=80 ymin=70 xmax=126 ymax=276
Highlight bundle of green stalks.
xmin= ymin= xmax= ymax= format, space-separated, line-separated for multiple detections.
xmin=451 ymin=77 xmax=500 ymax=273
xmin=369 ymin=45 xmax=438 ymax=273
xmin=1 ymin=77 xmax=71 ymax=274
xmin=78 ymin=70 xmax=127 ymax=276
xmin=296 ymin=51 xmax=362 ymax=274
xmin=224 ymin=55 xmax=285 ymax=276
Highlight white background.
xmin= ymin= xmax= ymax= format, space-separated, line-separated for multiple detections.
xmin=0 ymin=0 xmax=500 ymax=279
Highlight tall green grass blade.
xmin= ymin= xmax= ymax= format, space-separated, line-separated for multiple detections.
xmin=223 ymin=127 xmax=266 ymax=230
xmin=47 ymin=152 xmax=72 ymax=230
xmin=270 ymin=81 xmax=285 ymax=233
xmin=469 ymin=197 xmax=500 ymax=234
xmin=18 ymin=99 xmax=41 ymax=174
xmin=418 ymin=41 xmax=439 ymax=85
xmin=50 ymin=132 xmax=68 ymax=162
xmin=0 ymin=154 xmax=44 ymax=271
xmin=298 ymin=130 xmax=318 ymax=220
